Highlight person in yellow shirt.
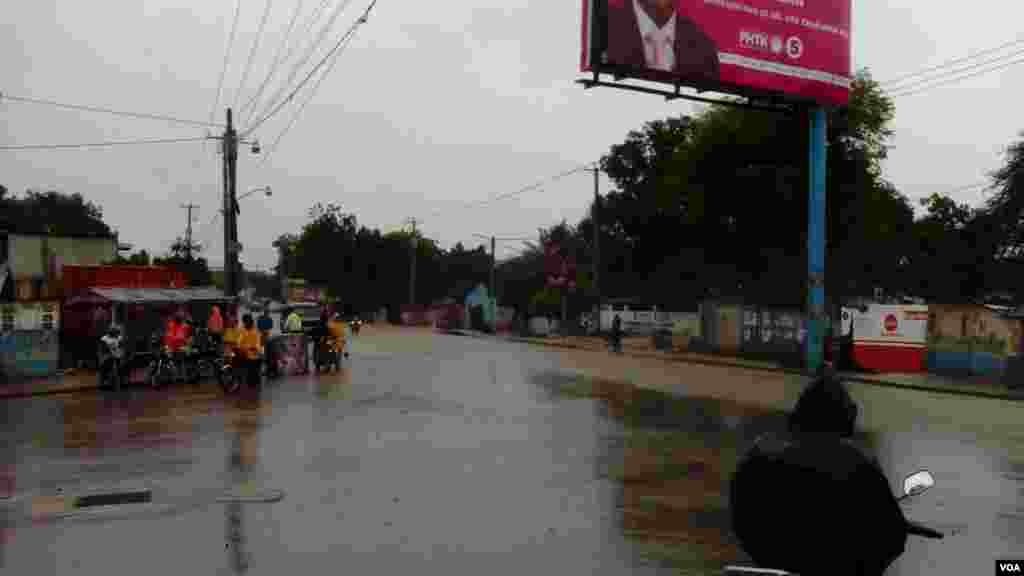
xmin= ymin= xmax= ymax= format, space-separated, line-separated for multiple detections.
xmin=222 ymin=312 xmax=241 ymax=355
xmin=238 ymin=314 xmax=263 ymax=388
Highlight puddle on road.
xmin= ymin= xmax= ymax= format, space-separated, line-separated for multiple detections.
xmin=534 ymin=371 xmax=795 ymax=572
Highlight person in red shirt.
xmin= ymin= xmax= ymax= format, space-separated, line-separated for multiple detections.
xmin=162 ymin=313 xmax=179 ymax=350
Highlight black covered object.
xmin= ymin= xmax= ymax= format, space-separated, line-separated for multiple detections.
xmin=730 ymin=435 xmax=907 ymax=576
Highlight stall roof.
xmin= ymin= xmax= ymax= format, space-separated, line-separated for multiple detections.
xmin=90 ymin=287 xmax=231 ymax=304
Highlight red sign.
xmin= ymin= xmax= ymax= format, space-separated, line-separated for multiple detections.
xmin=883 ymin=314 xmax=898 ymax=333
xmin=582 ymin=0 xmax=851 ymax=105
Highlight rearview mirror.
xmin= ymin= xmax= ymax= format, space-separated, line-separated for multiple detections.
xmin=903 ymin=470 xmax=934 ymax=498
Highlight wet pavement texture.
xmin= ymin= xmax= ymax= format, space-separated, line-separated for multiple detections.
xmin=0 ymin=327 xmax=1020 ymax=575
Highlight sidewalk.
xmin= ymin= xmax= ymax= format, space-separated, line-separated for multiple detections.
xmin=0 ymin=370 xmax=104 ymax=400
xmin=482 ymin=331 xmax=1024 ymax=402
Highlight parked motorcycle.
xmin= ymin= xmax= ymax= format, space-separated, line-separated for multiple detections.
xmin=723 ymin=470 xmax=943 ymax=576
xmin=97 ymin=334 xmax=124 ymax=391
xmin=145 ymin=335 xmax=174 ymax=388
xmin=218 ymin=348 xmax=243 ymax=394
xmin=315 ymin=337 xmax=342 ymax=372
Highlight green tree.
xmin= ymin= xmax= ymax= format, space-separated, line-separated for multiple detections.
xmin=153 ymin=237 xmax=211 ymax=287
xmin=0 ymin=188 xmax=113 ymax=237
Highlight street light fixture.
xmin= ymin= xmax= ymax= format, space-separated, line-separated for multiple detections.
xmin=237 ymin=185 xmax=272 ymax=202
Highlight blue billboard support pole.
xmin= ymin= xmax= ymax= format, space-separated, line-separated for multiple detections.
xmin=805 ymin=106 xmax=827 ymax=374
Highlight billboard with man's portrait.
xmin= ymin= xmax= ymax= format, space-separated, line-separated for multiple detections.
xmin=581 ymin=0 xmax=852 ymax=105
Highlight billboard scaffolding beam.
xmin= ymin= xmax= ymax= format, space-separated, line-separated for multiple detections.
xmin=576 ymin=79 xmax=794 ymax=114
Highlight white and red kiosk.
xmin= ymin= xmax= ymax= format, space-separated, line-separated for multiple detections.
xmin=843 ymin=304 xmax=929 ymax=373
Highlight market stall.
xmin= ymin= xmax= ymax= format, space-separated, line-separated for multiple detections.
xmin=72 ymin=287 xmax=234 ymax=383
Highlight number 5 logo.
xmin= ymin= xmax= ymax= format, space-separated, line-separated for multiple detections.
xmin=786 ymin=36 xmax=804 ymax=59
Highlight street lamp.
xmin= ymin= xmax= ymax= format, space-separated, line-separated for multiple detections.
xmin=238 ymin=186 xmax=272 ymax=202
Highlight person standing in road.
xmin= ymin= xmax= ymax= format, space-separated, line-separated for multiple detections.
xmin=284 ymin=308 xmax=303 ymax=333
xmin=238 ymin=314 xmax=262 ymax=389
xmin=611 ymin=314 xmax=624 ymax=352
xmin=208 ymin=305 xmax=224 ymax=351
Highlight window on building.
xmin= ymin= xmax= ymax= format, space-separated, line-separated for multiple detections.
xmin=961 ymin=315 xmax=968 ymax=338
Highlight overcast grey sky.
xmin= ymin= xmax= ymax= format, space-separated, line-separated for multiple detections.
xmin=2 ymin=0 xmax=1022 ymax=272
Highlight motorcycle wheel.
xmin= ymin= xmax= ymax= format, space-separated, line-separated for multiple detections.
xmin=146 ymin=362 xmax=163 ymax=389
xmin=219 ymin=367 xmax=240 ymax=394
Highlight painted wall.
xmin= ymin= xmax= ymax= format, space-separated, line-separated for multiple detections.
xmin=9 ymin=234 xmax=116 ymax=279
xmin=0 ymin=330 xmax=60 ymax=378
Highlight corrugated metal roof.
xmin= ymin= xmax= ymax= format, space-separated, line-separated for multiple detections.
xmin=89 ymin=287 xmax=231 ymax=303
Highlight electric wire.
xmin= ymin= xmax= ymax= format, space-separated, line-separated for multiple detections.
xmin=1 ymin=93 xmax=223 ymax=129
xmin=242 ymin=0 xmax=375 ymax=138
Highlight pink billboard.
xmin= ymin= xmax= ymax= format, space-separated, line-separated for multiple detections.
xmin=581 ymin=0 xmax=851 ymax=105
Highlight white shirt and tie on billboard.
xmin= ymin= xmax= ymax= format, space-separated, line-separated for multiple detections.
xmin=633 ymin=0 xmax=676 ymax=72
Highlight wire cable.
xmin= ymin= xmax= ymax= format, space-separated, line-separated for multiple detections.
xmin=881 ymin=36 xmax=1024 ymax=87
xmin=884 ymin=46 xmax=1024 ymax=95
xmin=0 ymin=136 xmax=209 ymax=150
xmin=427 ymin=165 xmax=589 ymax=218
xmin=255 ymin=18 xmax=361 ymax=166
xmin=242 ymin=0 xmax=375 ymax=138
xmin=238 ymin=0 xmax=305 ymax=124
xmin=233 ymin=0 xmax=276 ymax=111
xmin=242 ymin=0 xmax=334 ymax=126
xmin=209 ymin=0 xmax=243 ymax=125
xmin=888 ymin=56 xmax=1024 ymax=98
xmin=248 ymin=0 xmax=355 ymax=134
xmin=1 ymin=93 xmax=224 ymax=129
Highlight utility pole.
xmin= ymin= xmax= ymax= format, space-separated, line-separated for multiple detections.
xmin=406 ymin=217 xmax=419 ymax=306
xmin=181 ymin=203 xmax=198 ymax=262
xmin=222 ymin=108 xmax=239 ymax=298
xmin=587 ymin=164 xmax=600 ymax=334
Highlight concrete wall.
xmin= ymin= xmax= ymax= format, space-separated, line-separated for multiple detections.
xmin=928 ymin=303 xmax=1021 ymax=354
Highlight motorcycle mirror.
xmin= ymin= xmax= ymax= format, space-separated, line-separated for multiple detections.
xmin=903 ymin=470 xmax=935 ymax=498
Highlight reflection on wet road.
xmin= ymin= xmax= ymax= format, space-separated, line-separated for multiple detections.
xmin=0 ymin=328 xmax=1019 ymax=574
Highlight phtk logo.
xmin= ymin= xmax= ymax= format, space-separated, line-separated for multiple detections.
xmin=785 ymin=36 xmax=804 ymax=59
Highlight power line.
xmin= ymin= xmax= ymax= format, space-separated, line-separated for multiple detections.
xmin=888 ymin=56 xmax=1024 ymax=98
xmin=884 ymin=47 xmax=1024 ymax=95
xmin=248 ymin=0 xmax=353 ymax=132
xmin=881 ymin=36 xmax=1024 ymax=87
xmin=256 ymin=16 xmax=362 ymax=166
xmin=1 ymin=93 xmax=223 ymax=129
xmin=428 ymin=165 xmax=589 ymax=218
xmin=238 ymin=0 xmax=306 ymax=124
xmin=0 ymin=136 xmax=208 ymax=150
xmin=209 ymin=0 xmax=243 ymax=125
xmin=233 ymin=0 xmax=276 ymax=111
xmin=242 ymin=0 xmax=375 ymax=138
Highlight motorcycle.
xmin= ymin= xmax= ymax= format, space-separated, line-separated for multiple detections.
xmin=146 ymin=335 xmax=178 ymax=388
xmin=97 ymin=337 xmax=124 ymax=391
xmin=315 ymin=337 xmax=343 ymax=372
xmin=218 ymin=348 xmax=243 ymax=394
xmin=188 ymin=328 xmax=219 ymax=384
xmin=723 ymin=469 xmax=943 ymax=576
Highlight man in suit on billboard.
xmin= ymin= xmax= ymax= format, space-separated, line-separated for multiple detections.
xmin=605 ymin=0 xmax=720 ymax=82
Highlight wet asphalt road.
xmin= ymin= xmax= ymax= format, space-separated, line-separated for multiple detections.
xmin=0 ymin=327 xmax=1021 ymax=575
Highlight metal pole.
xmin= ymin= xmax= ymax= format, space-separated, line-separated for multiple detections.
xmin=490 ymin=235 xmax=496 ymax=330
xmin=591 ymin=165 xmax=600 ymax=334
xmin=804 ymin=106 xmax=827 ymax=374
